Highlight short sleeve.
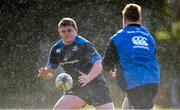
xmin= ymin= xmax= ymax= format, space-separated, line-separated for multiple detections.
xmin=83 ymin=42 xmax=102 ymax=64
xmin=46 ymin=46 xmax=59 ymax=69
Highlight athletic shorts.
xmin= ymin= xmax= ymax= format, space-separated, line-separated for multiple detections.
xmin=127 ymin=84 xmax=158 ymax=109
xmin=65 ymin=81 xmax=112 ymax=106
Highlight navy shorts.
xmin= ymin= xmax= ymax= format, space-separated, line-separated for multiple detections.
xmin=127 ymin=84 xmax=158 ymax=109
xmin=65 ymin=81 xmax=112 ymax=106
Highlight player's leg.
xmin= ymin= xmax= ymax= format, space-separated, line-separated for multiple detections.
xmin=95 ymin=102 xmax=114 ymax=109
xmin=127 ymin=84 xmax=158 ymax=109
xmin=121 ymin=96 xmax=129 ymax=109
xmin=89 ymin=82 xmax=114 ymax=109
xmin=53 ymin=95 xmax=87 ymax=109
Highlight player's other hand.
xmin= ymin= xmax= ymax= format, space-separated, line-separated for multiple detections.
xmin=38 ymin=67 xmax=54 ymax=80
xmin=78 ymin=71 xmax=91 ymax=87
xmin=112 ymin=71 xmax=116 ymax=79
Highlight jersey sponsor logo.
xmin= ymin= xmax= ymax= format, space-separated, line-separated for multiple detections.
xmin=132 ymin=36 xmax=149 ymax=50
xmin=63 ymin=57 xmax=68 ymax=61
xmin=56 ymin=48 xmax=61 ymax=53
xmin=72 ymin=46 xmax=78 ymax=51
xmin=59 ymin=59 xmax=79 ymax=65
xmin=127 ymin=30 xmax=149 ymax=36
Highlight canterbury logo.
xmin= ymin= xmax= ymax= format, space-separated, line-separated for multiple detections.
xmin=132 ymin=36 xmax=148 ymax=46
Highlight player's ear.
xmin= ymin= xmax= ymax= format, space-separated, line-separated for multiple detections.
xmin=58 ymin=30 xmax=62 ymax=38
xmin=75 ymin=27 xmax=78 ymax=32
xmin=58 ymin=28 xmax=61 ymax=35
xmin=139 ymin=18 xmax=142 ymax=25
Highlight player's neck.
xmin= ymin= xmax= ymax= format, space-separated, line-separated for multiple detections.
xmin=123 ymin=19 xmax=142 ymax=28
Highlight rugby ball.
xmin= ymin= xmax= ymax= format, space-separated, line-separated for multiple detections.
xmin=55 ymin=73 xmax=73 ymax=91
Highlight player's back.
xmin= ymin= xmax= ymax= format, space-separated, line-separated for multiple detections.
xmin=112 ymin=24 xmax=160 ymax=89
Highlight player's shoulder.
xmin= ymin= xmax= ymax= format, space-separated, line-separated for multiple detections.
xmin=111 ymin=29 xmax=125 ymax=40
xmin=140 ymin=25 xmax=149 ymax=31
xmin=75 ymin=35 xmax=92 ymax=45
xmin=52 ymin=39 xmax=64 ymax=49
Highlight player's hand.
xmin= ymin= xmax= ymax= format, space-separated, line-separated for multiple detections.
xmin=78 ymin=71 xmax=91 ymax=87
xmin=38 ymin=67 xmax=53 ymax=80
xmin=112 ymin=71 xmax=116 ymax=79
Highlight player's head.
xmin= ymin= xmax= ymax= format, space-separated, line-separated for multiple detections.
xmin=58 ymin=17 xmax=78 ymax=30
xmin=122 ymin=3 xmax=142 ymax=27
xmin=58 ymin=18 xmax=78 ymax=45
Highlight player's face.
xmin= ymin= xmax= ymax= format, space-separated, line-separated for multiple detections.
xmin=59 ymin=26 xmax=77 ymax=45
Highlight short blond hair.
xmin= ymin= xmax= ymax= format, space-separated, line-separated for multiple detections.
xmin=58 ymin=17 xmax=78 ymax=30
xmin=122 ymin=3 xmax=141 ymax=22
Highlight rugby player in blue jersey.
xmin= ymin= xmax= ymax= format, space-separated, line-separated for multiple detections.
xmin=103 ymin=3 xmax=160 ymax=109
xmin=38 ymin=18 xmax=114 ymax=109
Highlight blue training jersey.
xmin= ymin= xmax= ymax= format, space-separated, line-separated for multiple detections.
xmin=103 ymin=24 xmax=160 ymax=90
xmin=46 ymin=35 xmax=106 ymax=87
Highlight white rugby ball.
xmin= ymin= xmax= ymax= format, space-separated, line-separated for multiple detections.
xmin=55 ymin=73 xmax=73 ymax=91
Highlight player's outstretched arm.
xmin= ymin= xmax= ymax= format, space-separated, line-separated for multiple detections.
xmin=38 ymin=67 xmax=56 ymax=80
